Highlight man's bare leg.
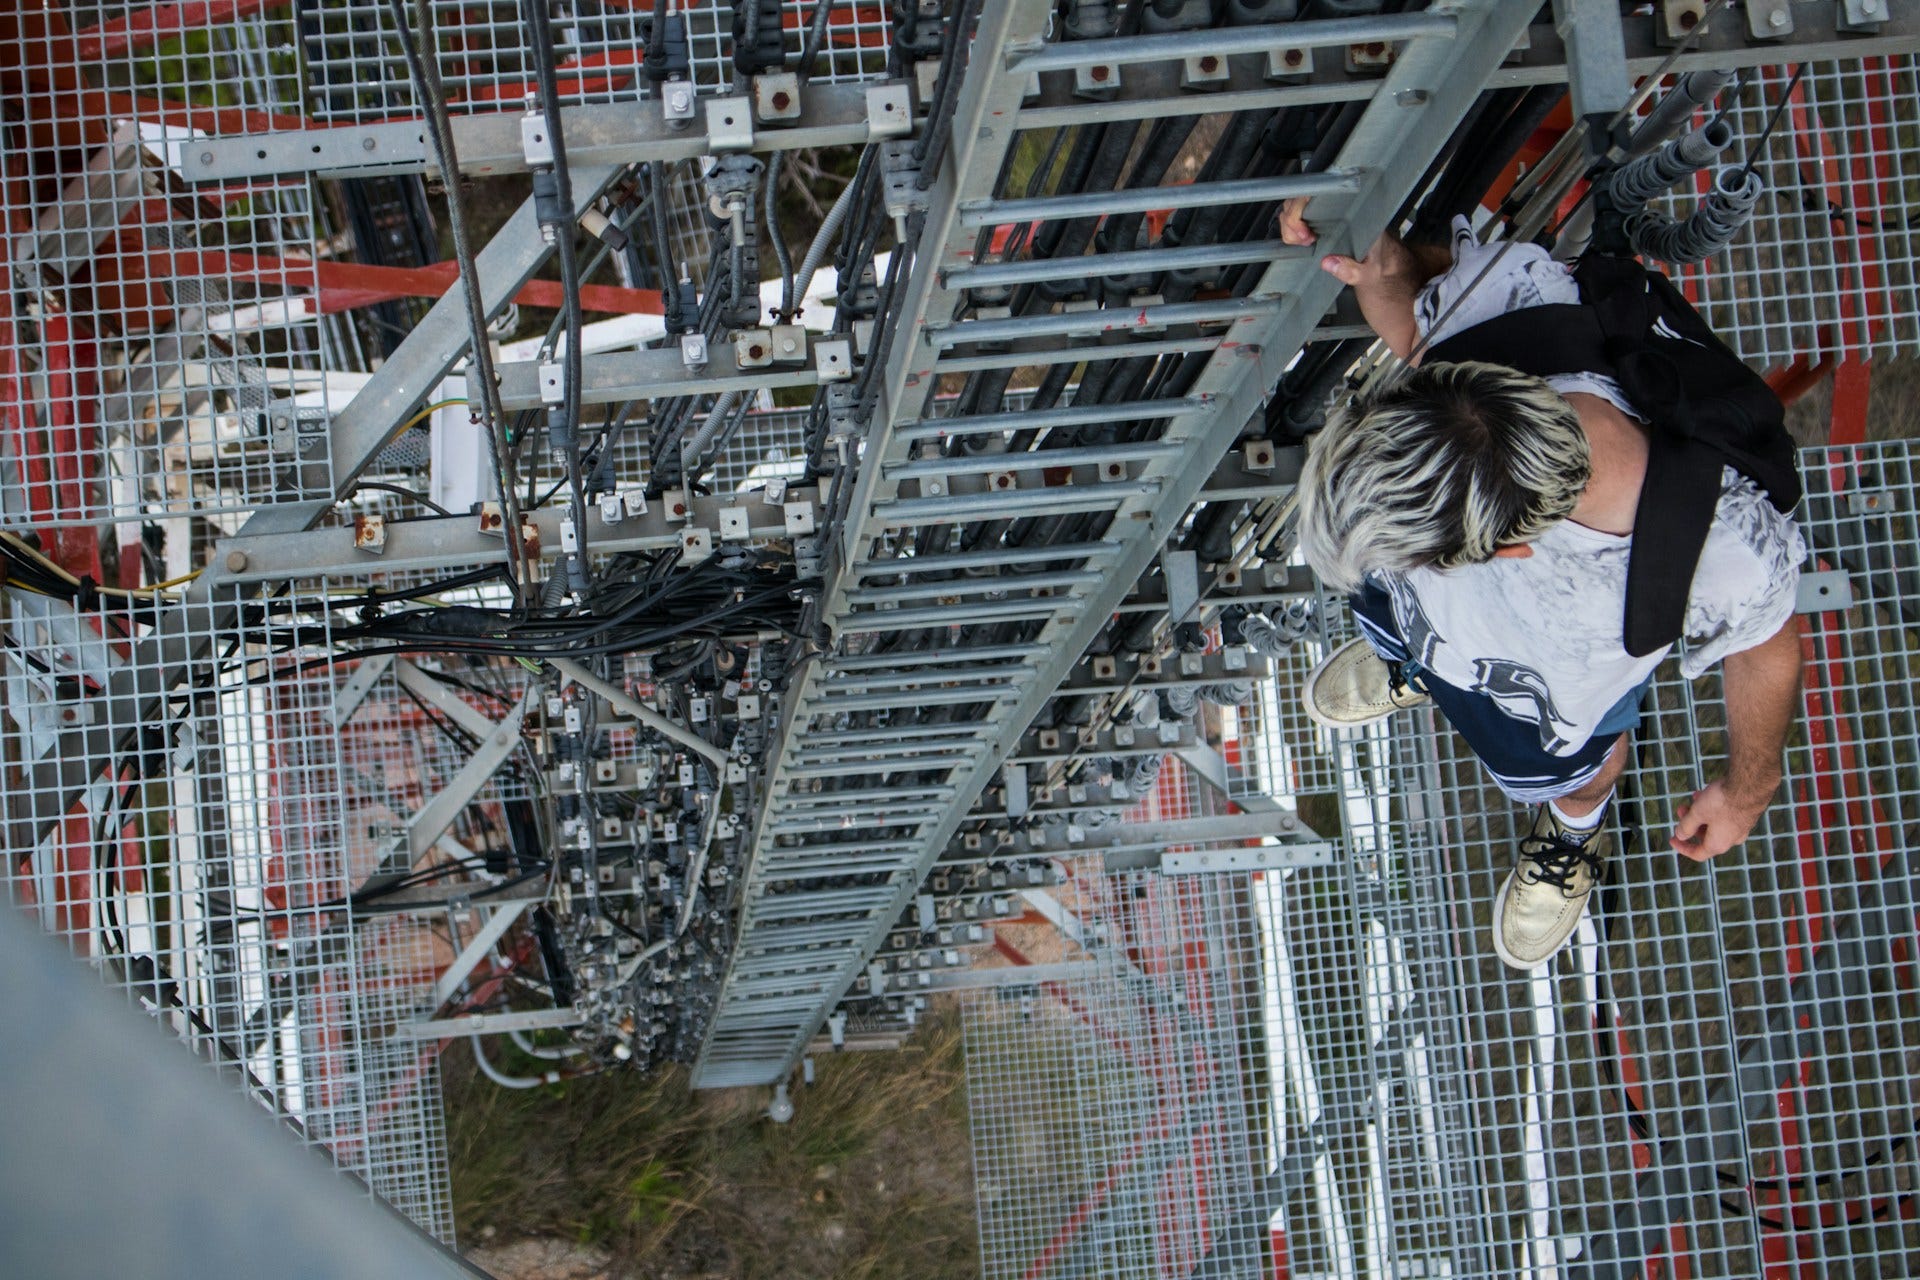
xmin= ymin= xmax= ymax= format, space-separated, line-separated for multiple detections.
xmin=1550 ymin=734 xmax=1630 ymax=821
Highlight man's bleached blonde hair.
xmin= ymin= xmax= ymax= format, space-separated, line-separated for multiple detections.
xmin=1296 ymin=361 xmax=1590 ymax=594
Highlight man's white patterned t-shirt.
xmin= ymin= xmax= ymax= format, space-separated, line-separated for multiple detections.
xmin=1376 ymin=221 xmax=1806 ymax=757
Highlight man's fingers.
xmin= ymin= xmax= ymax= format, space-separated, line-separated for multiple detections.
xmin=1320 ymin=254 xmax=1363 ymax=285
xmin=1277 ymin=198 xmax=1315 ymax=245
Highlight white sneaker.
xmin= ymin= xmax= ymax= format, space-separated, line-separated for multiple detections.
xmin=1301 ymin=637 xmax=1431 ymax=730
xmin=1492 ymin=803 xmax=1612 ymax=970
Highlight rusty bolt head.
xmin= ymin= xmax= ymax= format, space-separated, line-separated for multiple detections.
xmin=1198 ymin=55 xmax=1219 ymax=73
xmin=1090 ymin=64 xmax=1110 ymax=82
xmin=672 ymin=501 xmax=688 ymax=516
xmin=771 ymin=90 xmax=792 ymax=111
xmin=1284 ymin=48 xmax=1303 ymax=67
xmin=748 ymin=344 xmax=766 ymax=360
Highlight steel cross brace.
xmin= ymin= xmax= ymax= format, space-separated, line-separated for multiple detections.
xmin=691 ymin=0 xmax=1543 ymax=1089
xmin=188 ymin=81 xmax=913 ymax=181
xmin=24 ymin=169 xmax=621 ymax=849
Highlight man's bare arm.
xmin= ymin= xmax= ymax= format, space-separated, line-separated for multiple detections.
xmin=1276 ymin=199 xmax=1447 ymax=363
xmin=1671 ymin=614 xmax=1803 ymax=861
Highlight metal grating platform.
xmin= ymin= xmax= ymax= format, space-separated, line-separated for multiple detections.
xmin=961 ymin=440 xmax=1920 ymax=1280
xmin=1662 ymin=55 xmax=1920 ymax=368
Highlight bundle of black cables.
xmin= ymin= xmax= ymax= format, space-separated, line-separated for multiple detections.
xmin=241 ymin=548 xmax=811 ymax=672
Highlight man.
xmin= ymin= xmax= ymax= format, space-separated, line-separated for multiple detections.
xmin=1282 ymin=208 xmax=1806 ymax=970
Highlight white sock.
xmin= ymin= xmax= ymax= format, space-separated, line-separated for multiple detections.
xmin=1547 ymin=793 xmax=1609 ymax=832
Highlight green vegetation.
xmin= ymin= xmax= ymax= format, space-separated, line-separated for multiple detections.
xmin=445 ymin=1011 xmax=978 ymax=1279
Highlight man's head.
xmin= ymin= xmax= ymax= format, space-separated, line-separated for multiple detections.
xmin=1296 ymin=361 xmax=1590 ymax=594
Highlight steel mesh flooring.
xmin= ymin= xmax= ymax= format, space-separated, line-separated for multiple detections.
xmin=963 ymin=440 xmax=1920 ymax=1280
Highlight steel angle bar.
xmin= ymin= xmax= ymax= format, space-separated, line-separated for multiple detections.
xmin=796 ymin=723 xmax=998 ymax=743
xmin=834 ymin=600 xmax=1084 ymax=633
xmin=842 ymin=570 xmax=1103 ymax=602
xmin=778 ymin=785 xmax=957 ymax=807
xmin=1490 ymin=7 xmax=1920 ymax=88
xmin=31 ymin=171 xmax=622 ymax=843
xmin=900 ymin=399 xmax=1210 ymax=443
xmin=217 ymin=482 xmax=818 ymax=583
xmin=885 ymin=442 xmax=1182 ymax=478
xmin=762 ymin=838 xmax=920 ymax=858
xmin=959 ymin=170 xmax=1360 ymax=226
xmin=1017 ymin=75 xmax=1389 ymax=131
xmin=391 ymin=1006 xmax=585 ymax=1041
xmin=850 ymin=541 xmax=1123 ymax=573
xmin=807 ymin=688 xmax=1017 ymax=712
xmin=328 ymin=653 xmax=395 ymax=728
xmin=827 ymin=643 xmax=1050 ymax=669
xmin=815 ymin=663 xmax=1032 ymax=688
xmin=494 ymin=345 xmax=819 ymax=412
xmin=784 ymin=756 xmax=981 ymax=779
xmin=788 ymin=742 xmax=987 ymax=762
xmin=189 ymin=82 xmax=910 ymax=181
xmin=752 ymin=890 xmax=902 ymax=921
xmin=929 ymin=298 xmax=1279 ymax=346
xmin=1552 ymin=0 xmax=1632 ymax=135
xmin=871 ymin=481 xmax=1157 ymax=526
xmin=943 ymin=239 xmax=1308 ymax=290
xmin=393 ymin=659 xmax=497 ymax=742
xmin=933 ymin=334 xmax=1224 ymax=373
xmin=423 ymin=900 xmax=535 ymax=1014
xmin=405 ymin=693 xmax=531 ymax=862
xmin=1007 ymin=10 xmax=1457 ymax=72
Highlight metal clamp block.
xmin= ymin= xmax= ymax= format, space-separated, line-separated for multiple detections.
xmin=1244 ymin=439 xmax=1275 ymax=472
xmin=865 ymin=83 xmax=913 ymax=139
xmin=783 ymin=502 xmax=817 ymax=535
xmin=519 ymin=110 xmax=555 ymax=166
xmin=1658 ymin=0 xmax=1708 ymax=42
xmin=813 ymin=339 xmax=853 ymax=382
xmin=681 ymin=332 xmax=710 ymax=369
xmin=718 ymin=506 xmax=751 ymax=541
xmin=1073 ymin=62 xmax=1120 ymax=98
xmin=662 ymin=80 xmax=696 ymax=124
xmin=770 ymin=324 xmax=808 ymax=365
xmin=704 ymin=96 xmax=754 ymax=151
xmin=754 ymin=72 xmax=801 ymax=123
xmin=1345 ymin=39 xmax=1396 ymax=73
xmin=352 ymin=513 xmax=386 ymax=555
xmin=912 ymin=60 xmax=940 ymax=112
xmin=1266 ymin=46 xmax=1312 ymax=80
xmin=1839 ymin=0 xmax=1885 ymax=29
xmin=880 ymin=139 xmax=929 ymax=217
xmin=681 ymin=527 xmax=713 ymax=563
xmin=1180 ymin=53 xmax=1230 ymax=90
xmin=735 ymin=329 xmax=774 ymax=368
xmin=538 ymin=361 xmax=565 ymax=404
xmin=1745 ymin=0 xmax=1792 ymax=36
xmin=1795 ymin=571 xmax=1853 ymax=614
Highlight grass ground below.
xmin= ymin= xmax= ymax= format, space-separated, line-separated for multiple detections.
xmin=448 ymin=1010 xmax=977 ymax=1280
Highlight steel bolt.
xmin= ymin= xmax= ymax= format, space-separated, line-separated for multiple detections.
xmin=225 ymin=549 xmax=249 ymax=573
xmin=362 ymin=136 xmax=377 ymax=151
xmin=199 ymin=151 xmax=214 ymax=165
xmin=1770 ymin=6 xmax=1787 ymax=23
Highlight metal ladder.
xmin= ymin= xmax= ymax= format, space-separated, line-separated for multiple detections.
xmin=693 ymin=0 xmax=1543 ymax=1089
